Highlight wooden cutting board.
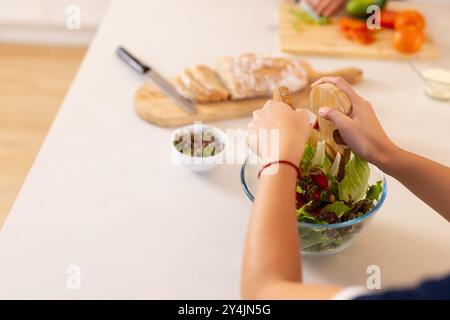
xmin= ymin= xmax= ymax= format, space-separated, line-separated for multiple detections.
xmin=279 ymin=1 xmax=439 ymax=60
xmin=135 ymin=62 xmax=362 ymax=127
xmin=136 ymin=84 xmax=310 ymax=127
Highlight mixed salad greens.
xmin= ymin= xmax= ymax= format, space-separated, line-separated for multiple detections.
xmin=296 ymin=141 xmax=384 ymax=253
xmin=296 ymin=141 xmax=383 ymax=224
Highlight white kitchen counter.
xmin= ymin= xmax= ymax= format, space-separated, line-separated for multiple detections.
xmin=0 ymin=0 xmax=449 ymax=299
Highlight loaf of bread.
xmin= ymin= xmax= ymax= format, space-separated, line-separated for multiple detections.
xmin=174 ymin=54 xmax=309 ymax=103
xmin=216 ymin=53 xmax=308 ymax=100
xmin=175 ymin=65 xmax=230 ymax=103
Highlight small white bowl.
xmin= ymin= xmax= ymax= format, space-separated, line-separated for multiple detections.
xmin=412 ymin=47 xmax=450 ymax=101
xmin=170 ymin=124 xmax=228 ymax=172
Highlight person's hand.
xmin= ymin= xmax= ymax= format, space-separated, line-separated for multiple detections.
xmin=247 ymin=100 xmax=310 ymax=165
xmin=302 ymin=0 xmax=346 ymax=17
xmin=311 ymin=77 xmax=398 ymax=167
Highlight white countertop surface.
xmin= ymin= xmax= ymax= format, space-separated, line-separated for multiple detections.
xmin=0 ymin=0 xmax=449 ymax=299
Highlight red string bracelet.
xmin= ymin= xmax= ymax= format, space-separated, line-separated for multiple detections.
xmin=258 ymin=160 xmax=301 ymax=179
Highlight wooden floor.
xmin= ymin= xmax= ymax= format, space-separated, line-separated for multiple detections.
xmin=0 ymin=44 xmax=86 ymax=228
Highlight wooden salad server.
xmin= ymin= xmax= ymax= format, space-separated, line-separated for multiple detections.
xmin=272 ymin=86 xmax=295 ymax=108
xmin=308 ymin=83 xmax=352 ymax=159
xmin=273 ymin=84 xmax=352 ymax=161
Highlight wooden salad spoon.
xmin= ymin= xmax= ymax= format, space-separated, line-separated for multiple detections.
xmin=273 ymin=85 xmax=352 ymax=161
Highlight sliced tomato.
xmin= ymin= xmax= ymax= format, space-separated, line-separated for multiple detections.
xmin=380 ymin=10 xmax=398 ymax=29
xmin=339 ymin=17 xmax=367 ymax=32
xmin=339 ymin=17 xmax=374 ymax=45
xmin=345 ymin=28 xmax=374 ymax=45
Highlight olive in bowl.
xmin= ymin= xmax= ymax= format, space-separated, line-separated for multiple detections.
xmin=171 ymin=124 xmax=228 ymax=172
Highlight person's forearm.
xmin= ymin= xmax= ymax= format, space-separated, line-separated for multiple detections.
xmin=241 ymin=165 xmax=301 ymax=299
xmin=380 ymin=146 xmax=450 ymax=221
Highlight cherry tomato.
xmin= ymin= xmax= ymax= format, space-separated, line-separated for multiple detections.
xmin=380 ymin=10 xmax=398 ymax=29
xmin=311 ymin=172 xmax=329 ymax=189
xmin=313 ymin=191 xmax=321 ymax=202
xmin=394 ymin=10 xmax=425 ymax=31
xmin=393 ymin=27 xmax=424 ymax=53
xmin=345 ymin=29 xmax=374 ymax=45
xmin=339 ymin=17 xmax=374 ymax=45
xmin=312 ymin=119 xmax=319 ymax=130
xmin=339 ymin=17 xmax=367 ymax=31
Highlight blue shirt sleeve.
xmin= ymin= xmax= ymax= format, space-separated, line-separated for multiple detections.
xmin=354 ymin=274 xmax=450 ymax=300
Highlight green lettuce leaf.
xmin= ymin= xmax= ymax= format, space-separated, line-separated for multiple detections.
xmin=300 ymin=143 xmax=315 ymax=173
xmin=328 ymin=152 xmax=341 ymax=177
xmin=300 ymin=141 xmax=333 ymax=174
xmin=310 ymin=141 xmax=332 ymax=172
xmin=296 ymin=201 xmax=317 ymax=222
xmin=300 ymin=231 xmax=324 ymax=249
xmin=338 ymin=154 xmax=370 ymax=202
xmin=366 ymin=180 xmax=383 ymax=201
xmin=296 ymin=207 xmax=316 ymax=222
xmin=323 ymin=153 xmax=332 ymax=172
xmin=324 ymin=201 xmax=351 ymax=218
xmin=311 ymin=141 xmax=325 ymax=169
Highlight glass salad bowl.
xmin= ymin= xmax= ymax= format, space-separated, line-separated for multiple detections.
xmin=240 ymin=156 xmax=387 ymax=255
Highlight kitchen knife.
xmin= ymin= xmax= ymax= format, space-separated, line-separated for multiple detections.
xmin=116 ymin=46 xmax=197 ymax=114
xmin=298 ymin=0 xmax=323 ymax=23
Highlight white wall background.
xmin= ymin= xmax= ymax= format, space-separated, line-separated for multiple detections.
xmin=0 ymin=0 xmax=447 ymax=46
xmin=0 ymin=0 xmax=111 ymax=45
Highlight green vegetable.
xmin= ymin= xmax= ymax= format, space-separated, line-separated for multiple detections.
xmin=310 ymin=141 xmax=324 ymax=168
xmin=338 ymin=154 xmax=370 ymax=202
xmin=300 ymin=230 xmax=324 ymax=249
xmin=323 ymin=153 xmax=332 ymax=172
xmin=296 ymin=201 xmax=316 ymax=222
xmin=324 ymin=201 xmax=351 ymax=218
xmin=328 ymin=152 xmax=341 ymax=177
xmin=297 ymin=146 xmax=382 ymax=223
xmin=346 ymin=0 xmax=387 ymax=19
xmin=366 ymin=180 xmax=383 ymax=200
xmin=296 ymin=151 xmax=385 ymax=253
xmin=289 ymin=8 xmax=329 ymax=29
xmin=311 ymin=140 xmax=332 ymax=170
xmin=301 ymin=142 xmax=332 ymax=174
xmin=299 ymin=229 xmax=323 ymax=249
xmin=299 ymin=227 xmax=356 ymax=253
xmin=296 ymin=139 xmax=386 ymax=253
xmin=300 ymin=143 xmax=315 ymax=173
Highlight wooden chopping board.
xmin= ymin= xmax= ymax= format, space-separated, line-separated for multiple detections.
xmin=135 ymin=62 xmax=362 ymax=127
xmin=136 ymin=85 xmax=310 ymax=127
xmin=279 ymin=1 xmax=439 ymax=60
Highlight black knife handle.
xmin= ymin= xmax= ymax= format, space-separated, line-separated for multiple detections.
xmin=116 ymin=46 xmax=151 ymax=75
